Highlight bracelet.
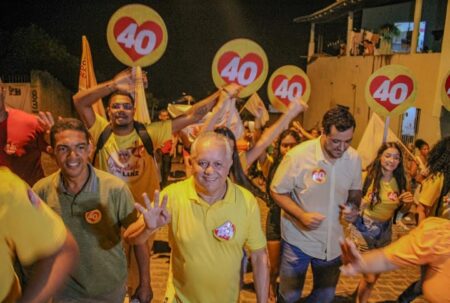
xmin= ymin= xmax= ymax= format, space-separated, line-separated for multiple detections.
xmin=106 ymin=83 xmax=115 ymax=94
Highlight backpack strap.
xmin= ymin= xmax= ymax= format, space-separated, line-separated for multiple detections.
xmin=92 ymin=124 xmax=113 ymax=164
xmin=133 ymin=121 xmax=154 ymax=157
xmin=92 ymin=122 xmax=154 ymax=164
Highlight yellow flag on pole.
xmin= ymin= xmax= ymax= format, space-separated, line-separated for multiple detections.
xmin=133 ymin=66 xmax=151 ymax=124
xmin=78 ymin=36 xmax=106 ymax=117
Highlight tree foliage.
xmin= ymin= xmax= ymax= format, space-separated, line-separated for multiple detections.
xmin=0 ymin=24 xmax=79 ymax=91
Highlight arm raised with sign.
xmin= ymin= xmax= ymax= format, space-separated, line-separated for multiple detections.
xmin=244 ymin=97 xmax=308 ymax=169
xmin=73 ymin=68 xmax=143 ymax=128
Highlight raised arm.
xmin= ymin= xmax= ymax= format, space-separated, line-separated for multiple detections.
xmin=124 ymin=191 xmax=171 ymax=245
xmin=292 ymin=120 xmax=315 ymax=140
xmin=245 ymin=98 xmax=308 ymax=169
xmin=171 ymin=83 xmax=241 ymax=134
xmin=73 ymin=68 xmax=139 ymax=128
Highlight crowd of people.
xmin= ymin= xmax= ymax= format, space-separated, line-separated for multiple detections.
xmin=1 ymin=68 xmax=449 ymax=303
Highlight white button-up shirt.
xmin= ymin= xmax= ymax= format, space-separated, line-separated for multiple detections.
xmin=271 ymin=137 xmax=362 ymax=260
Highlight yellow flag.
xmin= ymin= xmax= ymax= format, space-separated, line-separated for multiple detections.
xmin=243 ymin=93 xmax=269 ymax=127
xmin=78 ymin=36 xmax=106 ymax=117
xmin=133 ymin=66 xmax=151 ymax=124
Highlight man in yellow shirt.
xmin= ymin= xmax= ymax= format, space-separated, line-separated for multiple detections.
xmin=73 ymin=68 xmax=240 ymax=300
xmin=126 ymin=132 xmax=269 ymax=303
xmin=0 ymin=167 xmax=78 ymax=302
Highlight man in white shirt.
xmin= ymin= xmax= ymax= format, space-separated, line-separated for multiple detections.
xmin=271 ymin=107 xmax=362 ymax=303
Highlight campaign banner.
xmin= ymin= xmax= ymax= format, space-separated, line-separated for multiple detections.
xmin=211 ymin=38 xmax=268 ymax=98
xmin=365 ymin=64 xmax=417 ymax=117
xmin=267 ymin=65 xmax=311 ymax=113
xmin=107 ymin=4 xmax=168 ymax=67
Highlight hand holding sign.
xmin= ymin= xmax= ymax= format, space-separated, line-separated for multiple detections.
xmin=212 ymin=39 xmax=268 ymax=98
xmin=107 ymin=4 xmax=168 ymax=67
xmin=267 ymin=65 xmax=311 ymax=113
xmin=112 ymin=68 xmax=148 ymax=95
xmin=365 ymin=65 xmax=417 ymax=117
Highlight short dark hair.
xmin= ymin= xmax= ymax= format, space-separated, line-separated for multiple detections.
xmin=322 ymin=107 xmax=356 ymax=135
xmin=108 ymin=92 xmax=135 ymax=106
xmin=414 ymin=138 xmax=429 ymax=150
xmin=50 ymin=118 xmax=91 ymax=147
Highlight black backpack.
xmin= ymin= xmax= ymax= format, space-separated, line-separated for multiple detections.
xmin=92 ymin=121 xmax=154 ymax=164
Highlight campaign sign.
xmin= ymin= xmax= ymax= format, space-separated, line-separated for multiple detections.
xmin=212 ymin=39 xmax=268 ymax=98
xmin=267 ymin=65 xmax=311 ymax=113
xmin=107 ymin=4 xmax=168 ymax=67
xmin=365 ymin=65 xmax=417 ymax=117
xmin=441 ymin=72 xmax=450 ymax=111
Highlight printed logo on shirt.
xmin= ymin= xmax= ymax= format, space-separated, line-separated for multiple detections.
xmin=311 ymin=168 xmax=327 ymax=184
xmin=85 ymin=209 xmax=102 ymax=224
xmin=387 ymin=191 xmax=398 ymax=201
xmin=107 ymin=143 xmax=146 ymax=180
xmin=213 ymin=220 xmax=236 ymax=241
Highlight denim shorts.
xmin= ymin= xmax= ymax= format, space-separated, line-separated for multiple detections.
xmin=349 ymin=214 xmax=392 ymax=252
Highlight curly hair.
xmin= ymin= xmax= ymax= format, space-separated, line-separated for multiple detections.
xmin=427 ymin=136 xmax=450 ymax=200
xmin=322 ymin=107 xmax=356 ymax=135
xmin=362 ymin=142 xmax=407 ymax=209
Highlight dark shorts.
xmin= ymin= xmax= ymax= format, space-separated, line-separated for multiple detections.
xmin=266 ymin=205 xmax=281 ymax=241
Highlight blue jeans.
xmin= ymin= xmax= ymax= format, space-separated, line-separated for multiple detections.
xmin=278 ymin=240 xmax=341 ymax=303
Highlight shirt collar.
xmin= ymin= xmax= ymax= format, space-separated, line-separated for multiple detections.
xmin=315 ymin=135 xmax=350 ymax=165
xmin=187 ymin=177 xmax=236 ymax=206
xmin=56 ymin=164 xmax=98 ymax=195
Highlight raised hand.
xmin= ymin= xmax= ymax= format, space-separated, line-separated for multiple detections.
xmin=37 ymin=111 xmax=56 ymax=134
xmin=222 ymin=83 xmax=242 ymax=97
xmin=288 ymin=97 xmax=308 ymax=117
xmin=135 ymin=191 xmax=171 ymax=232
xmin=112 ymin=68 xmax=147 ymax=94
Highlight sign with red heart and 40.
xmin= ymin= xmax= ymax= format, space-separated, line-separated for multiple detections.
xmin=365 ymin=65 xmax=418 ymax=117
xmin=107 ymin=4 xmax=168 ymax=67
xmin=211 ymin=39 xmax=268 ymax=98
xmin=267 ymin=65 xmax=311 ymax=113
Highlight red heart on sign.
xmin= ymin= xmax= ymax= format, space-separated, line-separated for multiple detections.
xmin=114 ymin=17 xmax=163 ymax=62
xmin=369 ymin=75 xmax=414 ymax=112
xmin=445 ymin=75 xmax=450 ymax=98
xmin=217 ymin=51 xmax=263 ymax=86
xmin=272 ymin=75 xmax=307 ymax=107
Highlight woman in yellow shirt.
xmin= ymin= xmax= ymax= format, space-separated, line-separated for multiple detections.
xmin=350 ymin=142 xmax=414 ymax=303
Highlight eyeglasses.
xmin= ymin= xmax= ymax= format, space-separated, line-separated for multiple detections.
xmin=110 ymin=103 xmax=134 ymax=110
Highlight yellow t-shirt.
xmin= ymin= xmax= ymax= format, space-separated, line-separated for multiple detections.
xmin=362 ymin=172 xmax=400 ymax=222
xmin=0 ymin=167 xmax=67 ymax=302
xmin=384 ymin=217 xmax=450 ymax=303
xmin=162 ymin=177 xmax=266 ymax=303
xmin=89 ymin=114 xmax=172 ymax=205
xmin=417 ymin=173 xmax=449 ymax=219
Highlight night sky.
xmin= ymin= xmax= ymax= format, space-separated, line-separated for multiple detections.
xmin=0 ymin=0 xmax=334 ymax=101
